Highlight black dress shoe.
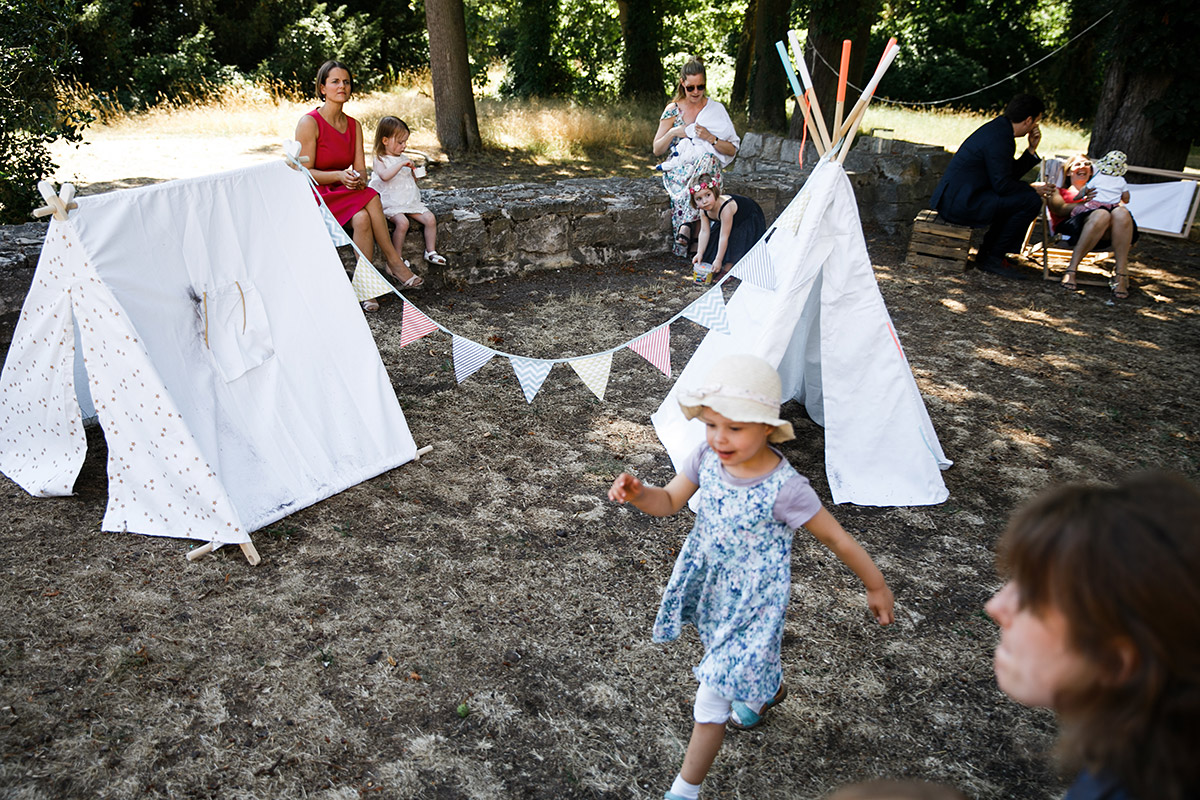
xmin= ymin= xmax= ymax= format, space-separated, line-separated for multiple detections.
xmin=975 ymin=254 xmax=1026 ymax=280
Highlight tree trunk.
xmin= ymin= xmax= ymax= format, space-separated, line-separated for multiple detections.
xmin=616 ymin=0 xmax=664 ymax=100
xmin=730 ymin=0 xmax=756 ymax=113
xmin=747 ymin=0 xmax=788 ymax=131
xmin=425 ymin=0 xmax=481 ymax=155
xmin=1089 ymin=57 xmax=1190 ymax=174
xmin=788 ymin=0 xmax=880 ymax=140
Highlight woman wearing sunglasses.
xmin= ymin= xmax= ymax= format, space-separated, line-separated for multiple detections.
xmin=653 ymin=57 xmax=741 ymax=257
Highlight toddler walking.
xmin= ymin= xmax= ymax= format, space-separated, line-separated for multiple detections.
xmin=607 ymin=355 xmax=894 ymax=800
xmin=369 ymin=117 xmax=447 ymax=273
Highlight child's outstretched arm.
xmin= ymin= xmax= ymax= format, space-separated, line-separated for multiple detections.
xmin=804 ymin=508 xmax=895 ymax=625
xmin=373 ymin=157 xmax=412 ymax=182
xmin=693 ymin=217 xmax=711 ymax=265
xmin=712 ymin=198 xmax=737 ymax=268
xmin=608 ymin=473 xmax=698 ymax=517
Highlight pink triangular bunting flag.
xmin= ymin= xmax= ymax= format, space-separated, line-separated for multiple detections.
xmin=400 ymin=301 xmax=439 ymax=347
xmin=627 ymin=325 xmax=671 ymax=377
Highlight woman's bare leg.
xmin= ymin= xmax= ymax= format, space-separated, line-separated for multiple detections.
xmin=364 ymin=197 xmax=416 ymax=281
xmin=1067 ymin=209 xmax=1113 ymax=274
xmin=1109 ymin=207 xmax=1134 ymax=296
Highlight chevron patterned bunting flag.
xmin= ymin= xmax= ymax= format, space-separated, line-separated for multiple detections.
xmin=775 ymin=188 xmax=813 ymax=235
xmin=568 ymin=353 xmax=613 ymax=401
xmin=627 ymin=325 xmax=671 ymax=377
xmin=351 ymin=255 xmax=394 ymax=302
xmin=320 ymin=204 xmax=353 ymax=246
xmin=452 ymin=335 xmax=495 ymax=384
xmin=681 ymin=289 xmax=731 ymax=335
xmin=730 ymin=238 xmax=775 ymax=290
xmin=400 ymin=301 xmax=439 ymax=347
xmin=510 ymin=357 xmax=553 ymax=403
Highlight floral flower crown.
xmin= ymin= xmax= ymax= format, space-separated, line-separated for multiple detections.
xmin=688 ymin=180 xmax=718 ymax=194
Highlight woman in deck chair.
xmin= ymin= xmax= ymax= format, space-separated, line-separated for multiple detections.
xmin=1047 ymin=154 xmax=1138 ymax=299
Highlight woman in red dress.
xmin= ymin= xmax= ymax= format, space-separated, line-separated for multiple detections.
xmin=295 ymin=61 xmax=423 ymax=309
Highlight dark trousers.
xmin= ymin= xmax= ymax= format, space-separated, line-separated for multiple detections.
xmin=977 ymin=186 xmax=1041 ymax=259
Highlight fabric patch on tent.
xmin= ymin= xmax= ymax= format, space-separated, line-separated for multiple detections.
xmin=569 ymin=353 xmax=612 ymax=400
xmin=400 ymin=301 xmax=439 ymax=346
xmin=452 ymin=336 xmax=495 ymax=383
xmin=510 ymin=357 xmax=553 ymax=403
xmin=628 ymin=325 xmax=671 ymax=377
xmin=775 ymin=189 xmax=813 ymax=235
xmin=351 ymin=256 xmax=394 ymax=302
xmin=203 ymin=282 xmax=275 ymax=383
xmin=682 ymin=289 xmax=731 ymax=335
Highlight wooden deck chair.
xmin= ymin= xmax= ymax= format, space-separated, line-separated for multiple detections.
xmin=1021 ymin=158 xmax=1116 ymax=286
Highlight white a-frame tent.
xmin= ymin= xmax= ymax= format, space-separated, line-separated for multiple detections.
xmin=652 ymin=158 xmax=952 ymax=506
xmin=0 ymin=162 xmax=417 ymax=561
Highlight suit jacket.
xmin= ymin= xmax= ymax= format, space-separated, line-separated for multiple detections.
xmin=930 ymin=116 xmax=1039 ymax=226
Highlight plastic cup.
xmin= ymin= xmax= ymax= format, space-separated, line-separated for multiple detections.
xmin=693 ymin=262 xmax=714 ymax=284
xmin=412 ymin=165 xmax=427 ymax=178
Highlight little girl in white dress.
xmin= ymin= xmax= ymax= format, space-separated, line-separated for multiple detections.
xmin=369 ymin=116 xmax=447 ymax=271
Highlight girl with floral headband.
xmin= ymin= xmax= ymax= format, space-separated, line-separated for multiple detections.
xmin=688 ymin=173 xmax=767 ymax=281
xmin=608 ymin=354 xmax=894 ymax=800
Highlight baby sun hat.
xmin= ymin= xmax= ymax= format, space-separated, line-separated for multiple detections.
xmin=1094 ymin=150 xmax=1127 ymax=177
xmin=677 ymin=354 xmax=795 ymax=443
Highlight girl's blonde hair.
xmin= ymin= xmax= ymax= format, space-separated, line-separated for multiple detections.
xmin=373 ymin=116 xmax=411 ymax=158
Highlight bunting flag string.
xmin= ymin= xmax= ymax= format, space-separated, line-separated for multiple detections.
xmin=350 ymin=255 xmax=395 ymax=302
xmin=510 ymin=357 xmax=554 ymax=403
xmin=730 ymin=238 xmax=776 ymax=290
xmin=452 ymin=336 xmax=495 ymax=383
xmin=627 ymin=325 xmax=671 ymax=377
xmin=283 ymin=143 xmax=766 ymax=403
xmin=568 ymin=353 xmax=613 ymax=401
xmin=400 ymin=300 xmax=439 ymax=347
xmin=681 ymin=290 xmax=732 ymax=335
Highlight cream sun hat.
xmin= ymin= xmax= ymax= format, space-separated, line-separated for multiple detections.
xmin=1095 ymin=150 xmax=1128 ymax=177
xmin=677 ymin=354 xmax=795 ymax=443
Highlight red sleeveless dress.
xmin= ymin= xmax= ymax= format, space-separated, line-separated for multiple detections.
xmin=307 ymin=108 xmax=378 ymax=225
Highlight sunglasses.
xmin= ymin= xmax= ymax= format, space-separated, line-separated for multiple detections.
xmin=684 ymin=83 xmax=706 ymax=93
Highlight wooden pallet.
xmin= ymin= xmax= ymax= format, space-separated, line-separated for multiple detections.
xmin=907 ymin=209 xmax=977 ymax=269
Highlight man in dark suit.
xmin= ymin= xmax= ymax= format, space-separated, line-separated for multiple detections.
xmin=930 ymin=94 xmax=1045 ymax=279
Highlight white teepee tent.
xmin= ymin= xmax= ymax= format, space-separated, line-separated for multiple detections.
xmin=0 ymin=162 xmax=417 ymax=561
xmin=652 ymin=158 xmax=952 ymax=506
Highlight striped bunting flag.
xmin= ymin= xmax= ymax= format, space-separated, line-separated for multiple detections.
xmin=510 ymin=357 xmax=553 ymax=403
xmin=400 ymin=301 xmax=439 ymax=347
xmin=730 ymin=238 xmax=775 ymax=290
xmin=350 ymin=255 xmax=394 ymax=302
xmin=681 ymin=288 xmax=731 ymax=335
xmin=319 ymin=204 xmax=353 ymax=246
xmin=627 ymin=325 xmax=671 ymax=377
xmin=568 ymin=353 xmax=613 ymax=401
xmin=452 ymin=335 xmax=495 ymax=384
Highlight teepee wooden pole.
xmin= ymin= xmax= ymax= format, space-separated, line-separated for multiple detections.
xmin=775 ymin=42 xmax=826 ymax=157
xmin=832 ymin=40 xmax=851 ymax=143
xmin=788 ymin=31 xmax=832 ymax=154
xmin=837 ymin=42 xmax=899 ymax=164
xmin=835 ymin=39 xmax=898 ymax=146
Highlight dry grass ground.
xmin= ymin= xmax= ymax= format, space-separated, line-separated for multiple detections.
xmin=6 ymin=114 xmax=1200 ymax=799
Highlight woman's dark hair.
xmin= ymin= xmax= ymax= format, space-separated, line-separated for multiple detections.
xmin=373 ymin=116 xmax=411 ymax=157
xmin=672 ymin=57 xmax=707 ymax=104
xmin=315 ymin=60 xmax=353 ymax=100
xmin=997 ymin=473 xmax=1200 ymax=800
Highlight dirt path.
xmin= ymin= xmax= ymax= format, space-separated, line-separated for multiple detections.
xmin=3 ymin=151 xmax=1199 ymax=798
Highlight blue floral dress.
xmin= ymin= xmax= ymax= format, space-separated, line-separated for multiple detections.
xmin=653 ymin=446 xmax=817 ymax=704
xmin=660 ymin=105 xmax=722 ymax=256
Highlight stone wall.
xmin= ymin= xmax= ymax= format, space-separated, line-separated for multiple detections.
xmin=396 ymin=134 xmax=954 ymax=284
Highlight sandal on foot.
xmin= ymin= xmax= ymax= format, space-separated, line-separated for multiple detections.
xmin=401 ymin=273 xmax=424 ymax=289
xmin=728 ymin=684 xmax=788 ymax=731
xmin=361 ymin=298 xmax=380 ymax=312
xmin=673 ymin=224 xmax=692 ymax=257
xmin=1110 ymin=273 xmax=1129 ymax=299
xmin=424 ymin=250 xmax=447 ymax=266
xmin=664 ymin=793 xmax=693 ymax=800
